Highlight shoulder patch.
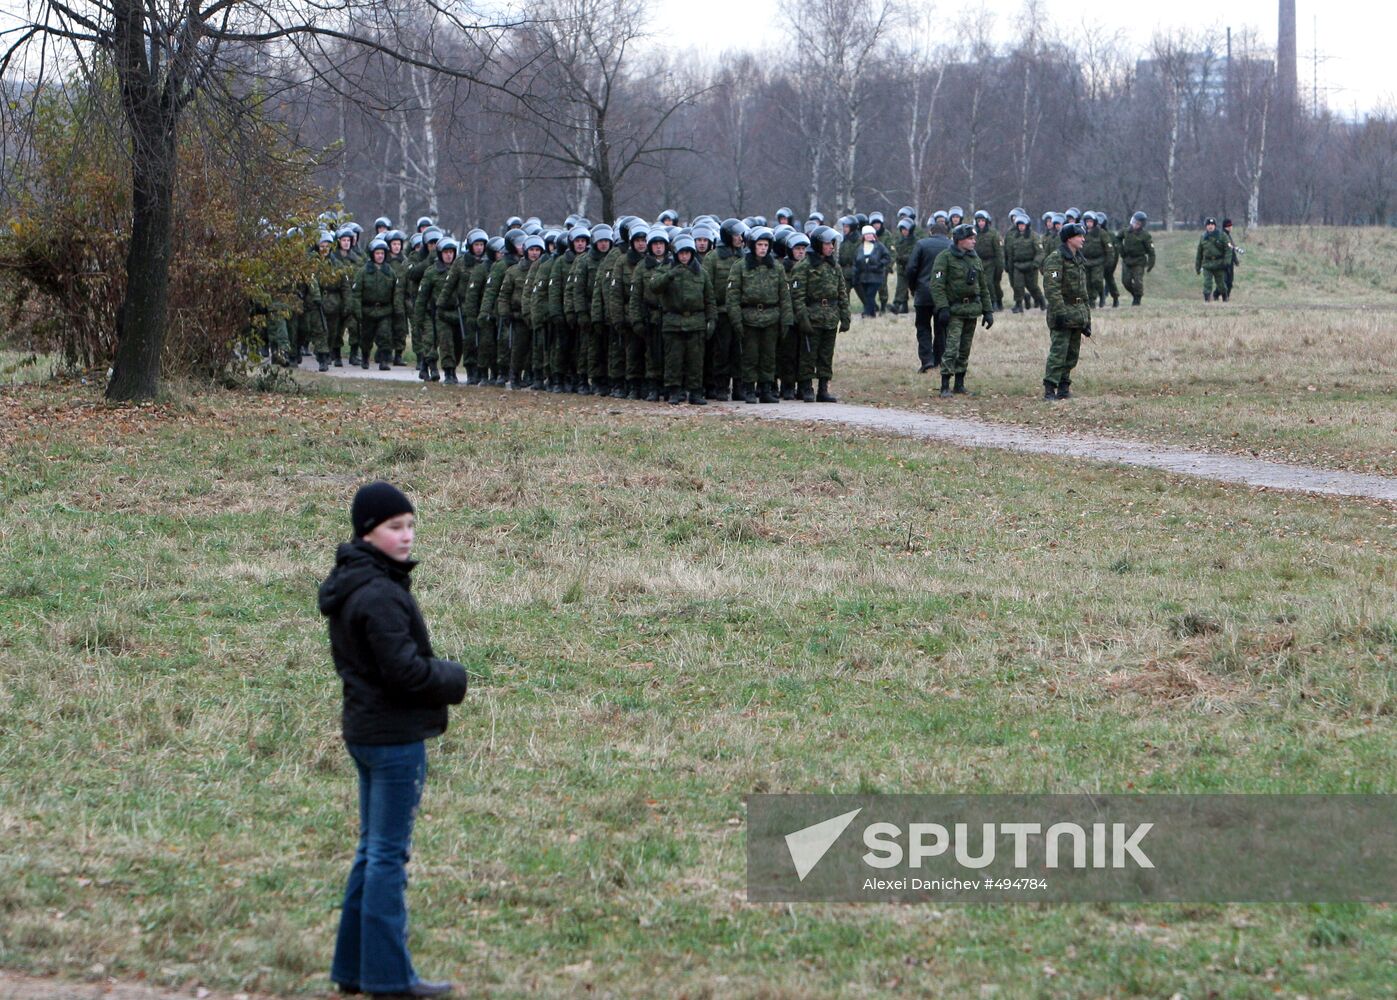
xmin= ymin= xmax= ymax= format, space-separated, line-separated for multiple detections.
xmin=1050 ymin=271 xmax=1059 ymax=279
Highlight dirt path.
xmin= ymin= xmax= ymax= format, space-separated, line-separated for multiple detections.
xmin=0 ymin=971 xmax=279 ymax=1000
xmin=300 ymin=360 xmax=1397 ymax=503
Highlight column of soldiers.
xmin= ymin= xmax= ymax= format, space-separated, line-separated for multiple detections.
xmin=269 ymin=202 xmax=1183 ymax=404
xmin=278 ymin=211 xmax=852 ymax=405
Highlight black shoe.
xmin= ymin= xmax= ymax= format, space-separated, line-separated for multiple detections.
xmin=918 ymin=363 xmax=933 ymax=373
xmin=361 ymin=353 xmax=370 ymax=370
xmin=1131 ymin=296 xmax=1142 ymax=306
xmin=577 ymin=382 xmax=592 ymax=396
xmin=816 ymin=378 xmax=837 ymax=402
xmin=548 ymin=382 xmax=563 ymax=393
xmin=333 ymin=983 xmax=361 ymax=995
xmin=317 ymin=353 xmax=330 ymax=372
xmin=688 ymin=391 xmax=707 ymax=406
xmin=369 ymin=980 xmax=454 ymax=999
xmin=1056 ymin=382 xmax=1072 ymax=400
xmin=779 ymin=381 xmax=795 ymax=400
xmin=392 ymin=350 xmax=404 ymax=366
xmin=758 ymin=382 xmax=778 ymax=403
xmin=349 ymin=350 xmax=361 ymax=367
xmin=333 ymin=354 xmax=344 ymax=367
xmin=610 ymin=385 xmax=627 ymax=399
xmin=742 ymin=382 xmax=758 ymax=404
xmin=644 ymin=384 xmax=659 ymax=402
xmin=668 ymin=387 xmax=684 ymax=405
xmin=1011 ymin=306 xmax=1023 ymax=314
xmin=1111 ymin=295 xmax=1119 ymax=308
xmin=1098 ymin=293 xmax=1106 ymax=308
xmin=953 ymin=373 xmax=968 ymax=395
xmin=428 ymin=363 xmax=440 ymax=382
xmin=939 ymin=373 xmax=952 ymax=398
xmin=443 ymin=367 xmax=458 ymax=384
xmin=731 ymin=383 xmax=743 ymax=401
xmin=1043 ymin=380 xmax=1057 ymax=401
xmin=1204 ymin=291 xmax=1211 ymax=302
xmin=378 ymin=360 xmax=390 ymax=372
xmin=705 ymin=388 xmax=720 ymax=400
xmin=799 ymin=379 xmax=816 ymax=403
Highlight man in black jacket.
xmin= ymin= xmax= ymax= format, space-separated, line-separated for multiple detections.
xmin=321 ymin=482 xmax=467 ymax=1000
xmin=902 ymin=222 xmax=953 ymax=372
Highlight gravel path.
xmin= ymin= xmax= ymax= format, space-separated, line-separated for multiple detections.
xmin=300 ymin=359 xmax=1397 ymax=503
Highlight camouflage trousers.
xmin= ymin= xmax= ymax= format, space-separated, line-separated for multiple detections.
xmin=1121 ymin=260 xmax=1147 ymax=300
xmin=1010 ymin=265 xmax=1045 ymax=309
xmin=1044 ymin=325 xmax=1083 ymax=386
xmin=941 ymin=316 xmax=977 ymax=376
xmin=798 ymin=325 xmax=838 ymax=382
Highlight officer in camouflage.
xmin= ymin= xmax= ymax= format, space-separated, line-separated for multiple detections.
xmin=790 ymin=225 xmax=851 ymax=402
xmin=929 ymin=223 xmax=993 ymax=398
xmin=973 ymin=210 xmax=1005 ymax=312
xmin=1195 ymin=217 xmax=1231 ymax=301
xmin=1116 ymin=211 xmax=1154 ymax=306
xmin=1043 ymin=221 xmax=1091 ymax=400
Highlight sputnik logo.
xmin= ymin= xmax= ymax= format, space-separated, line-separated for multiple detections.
xmin=784 ymin=808 xmax=862 ymax=881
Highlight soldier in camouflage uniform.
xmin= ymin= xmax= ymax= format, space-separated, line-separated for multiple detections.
xmin=1117 ymin=212 xmax=1155 ymax=306
xmin=893 ymin=217 xmax=917 ymax=315
xmin=414 ymin=237 xmax=457 ymax=382
xmin=477 ymin=231 xmax=521 ymax=385
xmin=627 ymin=229 xmax=673 ymax=402
xmin=651 ymin=234 xmax=716 ymax=405
xmin=604 ymin=222 xmax=652 ymax=400
xmin=726 ymin=226 xmax=793 ymax=405
xmin=300 ymin=233 xmax=331 ymax=370
xmin=703 ymin=218 xmax=747 ymax=400
xmin=1079 ymin=212 xmax=1109 ymax=308
xmin=570 ymin=224 xmax=613 ymax=396
xmin=791 ymin=226 xmax=851 ymax=403
xmin=775 ymin=232 xmax=809 ymax=398
xmin=929 ymin=223 xmax=994 ymax=398
xmin=1195 ymin=218 xmax=1231 ymax=301
xmin=525 ymin=232 xmax=557 ymax=390
xmin=1003 ymin=212 xmax=1044 ymax=312
xmin=506 ymin=235 xmax=543 ymax=388
xmin=323 ymin=230 xmax=356 ymax=367
xmin=973 ymin=210 xmax=1005 ymax=312
xmin=350 ymin=238 xmax=406 ymax=373
xmin=1043 ymin=221 xmax=1092 ymax=400
xmin=406 ymin=228 xmax=441 ymax=373
xmin=1096 ymin=213 xmax=1121 ymax=307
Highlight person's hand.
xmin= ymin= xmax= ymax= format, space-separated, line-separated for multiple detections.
xmin=1083 ymin=321 xmax=1092 ymax=337
xmin=1147 ymin=262 xmax=1154 ymax=272
xmin=838 ymin=318 xmax=850 ymax=333
xmin=981 ymin=312 xmax=994 ymax=329
xmin=935 ymin=307 xmax=950 ymax=325
xmin=800 ymin=320 xmax=814 ymax=337
xmin=1195 ymin=267 xmax=1201 ymax=275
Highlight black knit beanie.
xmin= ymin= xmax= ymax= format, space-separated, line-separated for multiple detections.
xmin=351 ymin=481 xmax=414 ymax=537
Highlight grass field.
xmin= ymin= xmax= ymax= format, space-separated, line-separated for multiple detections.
xmin=2 ymin=366 xmax=1396 ymax=998
xmin=838 ymin=226 xmax=1397 ymax=476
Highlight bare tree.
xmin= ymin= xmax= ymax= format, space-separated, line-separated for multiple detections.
xmin=502 ymin=0 xmax=707 ymax=221
xmin=780 ymin=0 xmax=902 ymax=212
xmin=1143 ymin=29 xmax=1218 ymax=229
xmin=1 ymin=0 xmax=518 ymax=400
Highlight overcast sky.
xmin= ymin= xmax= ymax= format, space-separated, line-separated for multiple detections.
xmin=648 ymin=0 xmax=1392 ymax=118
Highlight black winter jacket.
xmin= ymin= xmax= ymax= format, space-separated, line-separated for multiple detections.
xmin=318 ymin=540 xmax=468 ymax=744
xmin=903 ymin=231 xmax=954 ymax=308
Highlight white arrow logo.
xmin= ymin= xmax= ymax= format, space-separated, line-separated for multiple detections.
xmin=785 ymin=808 xmax=862 ymax=881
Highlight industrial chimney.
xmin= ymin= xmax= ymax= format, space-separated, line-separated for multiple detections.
xmin=1278 ymin=0 xmax=1298 ymax=114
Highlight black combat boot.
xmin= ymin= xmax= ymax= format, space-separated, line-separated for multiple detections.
xmin=349 ymin=349 xmax=361 ymax=367
xmin=758 ymin=382 xmax=778 ymax=403
xmin=418 ymin=358 xmax=428 ymax=380
xmin=611 ymin=382 xmax=627 ymax=399
xmin=317 ymin=352 xmax=330 ymax=372
xmin=953 ymin=372 xmax=969 ymax=395
xmin=816 ymin=378 xmax=838 ymax=402
xmin=688 ymin=390 xmax=707 ymax=406
xmin=333 ymin=352 xmax=344 ymax=367
xmin=1131 ymin=295 xmax=1142 ymax=306
xmin=428 ymin=362 xmax=440 ymax=382
xmin=799 ymin=379 xmax=815 ymax=402
xmin=377 ymin=350 xmax=391 ymax=372
xmin=1011 ymin=305 xmax=1023 ymax=314
xmin=392 ymin=350 xmax=404 ymax=366
xmin=1098 ymin=292 xmax=1106 ymax=308
xmin=780 ymin=380 xmax=795 ymax=400
xmin=549 ymin=376 xmax=563 ymax=393
xmin=442 ymin=367 xmax=458 ymax=384
xmin=742 ymin=381 xmax=758 ymax=404
xmin=705 ymin=385 xmax=720 ymax=400
xmin=1043 ymin=380 xmax=1057 ymax=400
xmin=939 ymin=373 xmax=953 ymax=398
xmin=1111 ymin=294 xmax=1119 ymax=307
xmin=668 ymin=386 xmax=684 ymax=405
xmin=360 ymin=350 xmax=370 ymax=369
xmin=1204 ymin=291 xmax=1211 ymax=302
xmin=1056 ymin=380 xmax=1072 ymax=400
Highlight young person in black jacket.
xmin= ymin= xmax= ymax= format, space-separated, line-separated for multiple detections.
xmin=320 ymin=482 xmax=468 ymax=999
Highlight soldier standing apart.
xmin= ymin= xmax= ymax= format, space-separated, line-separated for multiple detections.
xmin=727 ymin=227 xmax=793 ymax=404
xmin=1117 ymin=212 xmax=1155 ymax=306
xmin=1221 ymin=219 xmax=1241 ymax=298
xmin=852 ymin=225 xmax=892 ymax=319
xmin=791 ymin=226 xmax=851 ymax=402
xmin=651 ymin=234 xmax=715 ymax=405
xmin=1043 ymin=221 xmax=1091 ymax=401
xmin=1195 ymin=217 xmax=1231 ymax=302
xmin=929 ymin=224 xmax=993 ymax=398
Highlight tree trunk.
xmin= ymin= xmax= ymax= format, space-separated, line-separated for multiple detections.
xmin=1163 ymin=93 xmax=1179 ymax=231
xmin=107 ymin=111 xmax=176 ymax=401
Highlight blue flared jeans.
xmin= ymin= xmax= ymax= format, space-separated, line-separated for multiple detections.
xmin=330 ymin=740 xmax=427 ymax=993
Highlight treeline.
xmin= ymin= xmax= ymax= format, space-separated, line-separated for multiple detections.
xmin=266 ymin=0 xmax=1395 ymax=233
